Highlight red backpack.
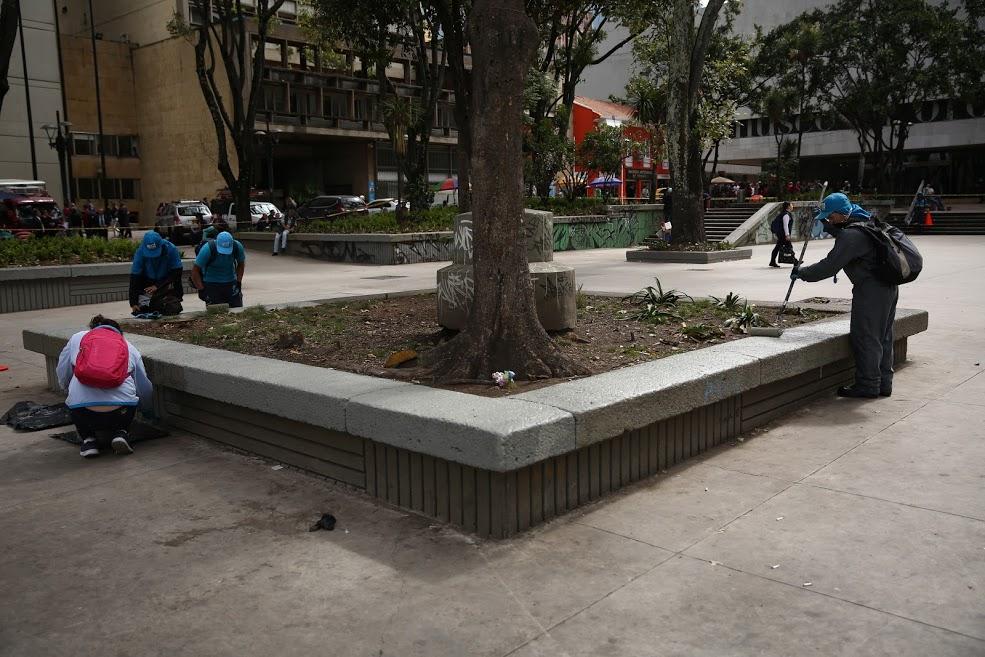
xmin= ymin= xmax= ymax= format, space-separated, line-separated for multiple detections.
xmin=75 ymin=327 xmax=130 ymax=388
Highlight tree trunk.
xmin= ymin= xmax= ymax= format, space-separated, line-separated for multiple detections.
xmin=665 ymin=0 xmax=725 ymax=244
xmin=453 ymin=102 xmax=472 ymax=211
xmin=425 ymin=0 xmax=586 ymax=381
xmin=0 ymin=0 xmax=18 ymax=116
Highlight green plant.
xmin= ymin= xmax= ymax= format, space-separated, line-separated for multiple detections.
xmin=575 ymin=284 xmax=587 ymax=310
xmin=626 ymin=278 xmax=693 ymax=307
xmin=724 ymin=303 xmax=766 ymax=333
xmin=301 ymin=206 xmax=458 ymax=234
xmin=647 ymin=240 xmax=735 ymax=252
xmin=524 ymin=197 xmax=607 ymax=216
xmin=0 ymin=236 xmax=138 ymax=268
xmin=710 ymin=291 xmax=744 ymax=310
xmin=678 ymin=322 xmax=724 ymax=342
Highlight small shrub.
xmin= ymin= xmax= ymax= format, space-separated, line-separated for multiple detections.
xmin=576 ymin=284 xmax=587 ymax=310
xmin=525 ymin=197 xmax=607 ymax=216
xmin=711 ymin=292 xmax=744 ymax=310
xmin=0 ymin=236 xmax=138 ymax=268
xmin=647 ymin=240 xmax=735 ymax=252
xmin=678 ymin=322 xmax=724 ymax=342
xmin=724 ymin=303 xmax=766 ymax=333
xmin=301 ymin=206 xmax=458 ymax=234
xmin=625 ymin=277 xmax=693 ymax=307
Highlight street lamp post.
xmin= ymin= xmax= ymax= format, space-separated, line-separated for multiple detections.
xmin=41 ymin=111 xmax=73 ymax=205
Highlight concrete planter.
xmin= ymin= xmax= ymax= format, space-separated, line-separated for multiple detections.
xmin=1 ymin=261 xmax=194 ymax=314
xmin=625 ymin=248 xmax=752 ymax=264
xmin=237 ymin=231 xmax=453 ymax=265
xmin=23 ymin=297 xmax=928 ymax=538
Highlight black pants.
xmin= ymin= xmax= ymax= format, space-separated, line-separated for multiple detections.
xmin=770 ymin=235 xmax=790 ymax=264
xmin=70 ymin=406 xmax=136 ymax=442
xmin=199 ymin=282 xmax=243 ymax=308
xmin=850 ymin=282 xmax=899 ymax=394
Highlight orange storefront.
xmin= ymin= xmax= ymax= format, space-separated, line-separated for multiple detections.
xmin=571 ymin=96 xmax=669 ymax=200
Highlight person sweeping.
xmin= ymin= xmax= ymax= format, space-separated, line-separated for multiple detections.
xmin=790 ymin=193 xmax=901 ymax=399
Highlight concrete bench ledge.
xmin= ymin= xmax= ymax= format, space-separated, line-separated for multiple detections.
xmin=237 ymin=231 xmax=453 ymax=243
xmin=22 ymin=304 xmax=928 ymax=473
xmin=2 ymin=261 xmax=194 ymax=313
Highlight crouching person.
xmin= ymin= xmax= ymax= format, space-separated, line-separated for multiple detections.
xmin=56 ymin=315 xmax=153 ymax=459
xmin=130 ymin=231 xmax=184 ymax=316
xmin=192 ymin=230 xmax=245 ymax=308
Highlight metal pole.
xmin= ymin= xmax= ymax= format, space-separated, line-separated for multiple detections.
xmin=52 ymin=0 xmax=72 ymax=203
xmin=87 ymin=0 xmax=109 ymax=218
xmin=16 ymin=0 xmax=38 ymax=179
xmin=54 ymin=110 xmax=69 ymax=205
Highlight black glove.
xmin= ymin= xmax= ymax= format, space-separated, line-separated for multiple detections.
xmin=790 ymin=265 xmax=801 ymax=281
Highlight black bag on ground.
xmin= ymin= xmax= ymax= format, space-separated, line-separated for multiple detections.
xmin=849 ymin=220 xmax=923 ymax=285
xmin=777 ymin=241 xmax=798 ymax=265
xmin=2 ymin=401 xmax=73 ymax=431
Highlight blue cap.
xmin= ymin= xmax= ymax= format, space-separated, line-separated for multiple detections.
xmin=815 ymin=193 xmax=853 ymax=221
xmin=215 ymin=231 xmax=234 ymax=255
xmin=140 ymin=231 xmax=163 ymax=258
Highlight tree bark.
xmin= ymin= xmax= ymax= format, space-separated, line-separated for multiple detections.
xmin=0 ymin=0 xmax=17 ymax=117
xmin=425 ymin=0 xmax=586 ymax=381
xmin=435 ymin=0 xmax=472 ymax=211
xmin=666 ymin=0 xmax=726 ymax=244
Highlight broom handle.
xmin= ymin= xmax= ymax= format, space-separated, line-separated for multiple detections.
xmin=779 ymin=181 xmax=828 ymax=315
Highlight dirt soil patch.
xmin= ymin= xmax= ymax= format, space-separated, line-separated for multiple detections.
xmin=127 ymin=294 xmax=836 ymax=397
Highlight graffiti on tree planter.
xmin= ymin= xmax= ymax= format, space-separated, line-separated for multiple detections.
xmin=537 ymin=270 xmax=573 ymax=300
xmin=393 ymin=238 xmax=453 ymax=265
xmin=437 ymin=269 xmax=474 ymax=311
xmin=523 ymin=213 xmax=553 ymax=262
xmin=553 ymin=210 xmax=657 ymax=251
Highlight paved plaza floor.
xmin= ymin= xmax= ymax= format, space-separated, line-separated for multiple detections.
xmin=1 ymin=236 xmax=983 ymax=656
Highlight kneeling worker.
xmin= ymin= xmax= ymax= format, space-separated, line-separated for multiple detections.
xmin=791 ymin=193 xmax=897 ymax=399
xmin=130 ymin=231 xmax=184 ymax=315
xmin=56 ymin=315 xmax=153 ymax=458
xmin=192 ymin=230 xmax=246 ymax=307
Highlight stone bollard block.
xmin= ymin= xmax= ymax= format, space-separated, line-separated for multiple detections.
xmin=437 ymin=210 xmax=577 ymax=331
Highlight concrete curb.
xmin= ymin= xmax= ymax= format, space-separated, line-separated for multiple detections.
xmin=22 ymin=302 xmax=928 ymax=472
xmin=625 ymin=248 xmax=753 ymax=264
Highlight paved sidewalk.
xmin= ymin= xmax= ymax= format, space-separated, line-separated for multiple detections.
xmin=1 ymin=237 xmax=983 ymax=657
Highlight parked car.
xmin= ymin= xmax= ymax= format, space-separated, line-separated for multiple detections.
xmin=365 ymin=198 xmax=409 ymax=214
xmin=297 ymin=195 xmax=367 ymax=220
xmin=215 ymin=201 xmax=283 ymax=229
xmin=154 ymin=200 xmax=212 ymax=243
xmin=430 ymin=189 xmax=458 ymax=208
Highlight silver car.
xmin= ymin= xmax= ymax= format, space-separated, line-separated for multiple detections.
xmin=154 ymin=201 xmax=213 ymax=243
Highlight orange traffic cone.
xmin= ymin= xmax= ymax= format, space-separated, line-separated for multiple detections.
xmin=923 ymin=208 xmax=934 ymax=226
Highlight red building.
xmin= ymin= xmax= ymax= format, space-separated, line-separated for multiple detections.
xmin=571 ymin=97 xmax=669 ymax=200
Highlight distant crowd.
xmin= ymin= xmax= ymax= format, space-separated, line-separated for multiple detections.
xmin=1 ymin=200 xmax=135 ymax=239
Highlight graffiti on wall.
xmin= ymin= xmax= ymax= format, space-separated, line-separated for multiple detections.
xmin=553 ymin=209 xmax=657 ymax=251
xmin=393 ymin=238 xmax=454 ymax=265
xmin=296 ymin=236 xmax=452 ymax=265
xmin=437 ymin=268 xmax=474 ymax=312
xmin=454 ymin=219 xmax=473 ymax=262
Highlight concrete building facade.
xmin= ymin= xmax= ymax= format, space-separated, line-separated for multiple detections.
xmin=0 ymin=0 xmax=67 ymax=203
xmin=53 ymin=0 xmax=461 ymax=222
xmin=717 ymin=0 xmax=985 ymax=193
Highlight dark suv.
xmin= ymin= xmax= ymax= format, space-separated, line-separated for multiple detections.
xmin=297 ymin=195 xmax=367 ymax=220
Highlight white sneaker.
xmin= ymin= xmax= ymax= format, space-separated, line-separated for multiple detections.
xmin=80 ymin=438 xmax=99 ymax=458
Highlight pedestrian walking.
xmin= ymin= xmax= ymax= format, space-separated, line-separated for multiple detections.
xmin=191 ymin=231 xmax=246 ymax=308
xmin=55 ymin=315 xmax=153 ymax=459
xmin=791 ymin=193 xmax=898 ymax=398
xmin=769 ymin=202 xmax=794 ymax=268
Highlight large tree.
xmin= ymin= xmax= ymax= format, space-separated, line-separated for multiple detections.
xmin=425 ymin=0 xmax=586 ymax=380
xmin=0 ymin=0 xmax=18 ymax=117
xmin=433 ymin=0 xmax=473 ymax=211
xmin=808 ymin=0 xmax=966 ymax=192
xmin=168 ymin=0 xmax=285 ymax=229
xmin=304 ymin=0 xmax=446 ymax=210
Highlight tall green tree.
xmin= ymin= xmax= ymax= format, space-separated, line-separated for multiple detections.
xmin=305 ymin=0 xmax=446 ymax=210
xmin=426 ymin=0 xmax=585 ymax=380
xmin=577 ymin=122 xmax=627 ymax=197
xmin=168 ymin=0 xmax=286 ymax=230
xmin=628 ymin=0 xmax=731 ymax=242
xmin=808 ymin=0 xmax=966 ymax=192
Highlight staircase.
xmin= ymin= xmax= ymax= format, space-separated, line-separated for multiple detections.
xmin=642 ymin=203 xmax=765 ymax=247
xmin=888 ymin=209 xmax=985 ymax=235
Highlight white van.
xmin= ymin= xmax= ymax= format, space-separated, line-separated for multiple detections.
xmin=431 ymin=189 xmax=458 ymax=208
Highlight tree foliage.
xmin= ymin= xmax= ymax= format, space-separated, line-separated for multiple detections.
xmin=168 ymin=0 xmax=286 ymax=229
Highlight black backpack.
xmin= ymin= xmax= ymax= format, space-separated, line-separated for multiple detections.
xmin=848 ymin=220 xmax=923 ymax=285
xmin=771 ymin=212 xmax=789 ymax=237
